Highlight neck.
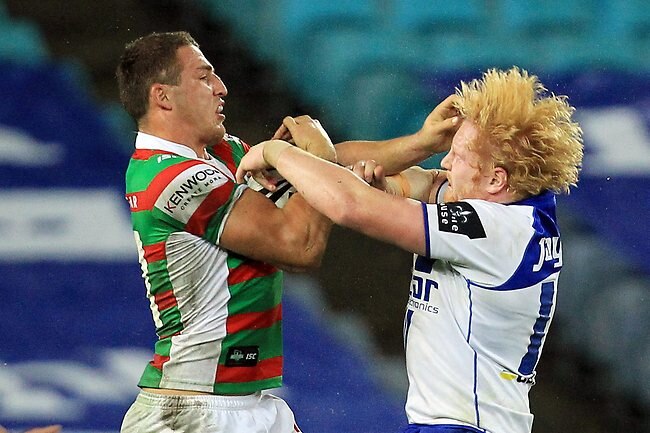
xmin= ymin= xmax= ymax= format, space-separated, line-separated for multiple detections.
xmin=139 ymin=121 xmax=209 ymax=160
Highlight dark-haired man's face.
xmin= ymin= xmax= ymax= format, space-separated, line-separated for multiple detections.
xmin=167 ymin=45 xmax=228 ymax=146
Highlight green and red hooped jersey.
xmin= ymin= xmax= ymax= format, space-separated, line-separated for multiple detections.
xmin=125 ymin=132 xmax=283 ymax=395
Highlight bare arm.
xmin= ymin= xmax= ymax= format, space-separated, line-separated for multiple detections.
xmin=333 ymin=95 xmax=460 ymax=174
xmin=236 ymin=141 xmax=427 ymax=256
xmin=223 ymin=115 xmax=336 ymax=272
xmin=220 ymin=187 xmax=332 ymax=272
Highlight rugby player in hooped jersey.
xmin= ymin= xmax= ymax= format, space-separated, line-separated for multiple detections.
xmin=116 ymin=31 xmax=336 ymax=433
xmin=237 ymin=68 xmax=584 ymax=433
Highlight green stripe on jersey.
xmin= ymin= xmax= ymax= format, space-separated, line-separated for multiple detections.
xmin=126 ymin=154 xmax=190 ymax=193
xmin=221 ymin=322 xmax=283 ymax=362
xmin=146 ymin=260 xmax=173 ymax=294
xmin=130 ymin=212 xmax=173 ymax=244
xmin=228 ymin=272 xmax=283 ymax=315
xmin=157 ymin=306 xmax=183 ymax=338
xmin=201 ymin=185 xmax=243 ymax=244
xmin=138 ymin=337 xmax=173 ymax=388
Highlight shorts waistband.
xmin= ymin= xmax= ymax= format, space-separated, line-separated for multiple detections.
xmin=135 ymin=390 xmax=263 ymax=409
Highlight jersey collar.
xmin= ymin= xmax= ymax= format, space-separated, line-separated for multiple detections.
xmin=135 ymin=132 xmax=210 ymax=160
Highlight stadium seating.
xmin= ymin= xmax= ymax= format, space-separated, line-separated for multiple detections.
xmin=0 ymin=17 xmax=48 ymax=63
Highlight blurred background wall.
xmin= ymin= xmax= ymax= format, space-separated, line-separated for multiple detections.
xmin=0 ymin=1 xmax=648 ymax=432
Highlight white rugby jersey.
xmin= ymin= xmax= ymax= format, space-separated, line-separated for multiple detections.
xmin=404 ymin=190 xmax=561 ymax=433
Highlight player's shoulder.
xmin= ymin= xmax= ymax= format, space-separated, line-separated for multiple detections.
xmin=222 ymin=133 xmax=250 ymax=152
xmin=431 ymin=199 xmax=536 ymax=242
xmin=466 ymin=198 xmax=537 ymax=225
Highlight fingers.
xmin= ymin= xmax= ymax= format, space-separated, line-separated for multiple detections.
xmin=347 ymin=160 xmax=385 ymax=188
xmin=272 ymin=122 xmax=289 ymax=140
xmin=235 ymin=166 xmax=248 ymax=183
xmin=253 ymin=169 xmax=278 ymax=191
xmin=430 ymin=94 xmax=461 ymax=123
xmin=350 ymin=160 xmax=373 ymax=183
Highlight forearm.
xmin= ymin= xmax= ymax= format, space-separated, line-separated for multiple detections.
xmin=250 ymin=141 xmax=333 ymax=270
xmin=336 ymin=132 xmax=444 ymax=175
xmin=266 ymin=145 xmax=365 ymax=226
xmin=274 ymin=193 xmax=333 ymax=271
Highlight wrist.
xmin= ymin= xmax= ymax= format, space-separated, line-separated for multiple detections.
xmin=386 ymin=173 xmax=411 ymax=197
xmin=262 ymin=140 xmax=293 ymax=167
xmin=413 ymin=130 xmax=447 ymax=156
xmin=311 ymin=143 xmax=337 ymax=163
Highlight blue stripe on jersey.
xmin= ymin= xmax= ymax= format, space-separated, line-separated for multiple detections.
xmin=400 ymin=423 xmax=487 ymax=433
xmin=414 ymin=255 xmax=435 ymax=273
xmin=421 ymin=202 xmax=431 ymax=258
xmin=403 ymin=309 xmax=414 ymax=349
xmin=518 ymin=280 xmax=555 ymax=375
xmin=466 ymin=283 xmax=481 ymax=427
xmin=474 ymin=191 xmax=561 ymax=291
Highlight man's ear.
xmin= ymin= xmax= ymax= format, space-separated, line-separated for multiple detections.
xmin=150 ymin=83 xmax=172 ymax=110
xmin=487 ymin=166 xmax=509 ymax=195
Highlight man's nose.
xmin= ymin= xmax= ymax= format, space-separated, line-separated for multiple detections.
xmin=214 ymin=77 xmax=228 ymax=96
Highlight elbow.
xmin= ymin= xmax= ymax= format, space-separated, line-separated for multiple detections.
xmin=290 ymin=228 xmax=329 ymax=271
xmin=276 ymin=220 xmax=331 ymax=271
xmin=277 ymin=240 xmax=326 ymax=272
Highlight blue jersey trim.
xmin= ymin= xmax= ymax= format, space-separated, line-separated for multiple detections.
xmin=421 ymin=202 xmax=431 ymax=258
xmin=414 ymin=255 xmax=435 ymax=273
xmin=404 ymin=308 xmax=414 ymax=349
xmin=473 ymin=191 xmax=561 ymax=291
xmin=466 ymin=282 xmax=481 ymax=427
xmin=400 ymin=423 xmax=487 ymax=433
xmin=518 ymin=280 xmax=556 ymax=375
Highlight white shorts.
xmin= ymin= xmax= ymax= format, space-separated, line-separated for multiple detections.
xmin=120 ymin=390 xmax=301 ymax=433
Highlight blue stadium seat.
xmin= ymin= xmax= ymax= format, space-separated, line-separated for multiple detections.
xmin=284 ymin=28 xmax=424 ymax=138
xmin=217 ymin=0 xmax=380 ymax=65
xmin=494 ymin=0 xmax=598 ymax=73
xmin=196 ymin=0 xmax=273 ymax=60
xmin=0 ymin=19 xmax=48 ymax=63
xmin=498 ymin=0 xmax=591 ymax=32
xmin=393 ymin=0 xmax=486 ymax=31
xmin=392 ymin=0 xmax=491 ymax=71
xmin=593 ymin=0 xmax=650 ymax=71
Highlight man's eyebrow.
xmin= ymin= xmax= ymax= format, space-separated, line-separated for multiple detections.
xmin=197 ymin=64 xmax=213 ymax=72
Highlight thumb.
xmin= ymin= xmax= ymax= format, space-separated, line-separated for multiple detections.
xmin=438 ymin=115 xmax=460 ymax=133
xmin=282 ymin=116 xmax=299 ymax=134
xmin=235 ymin=166 xmax=248 ymax=184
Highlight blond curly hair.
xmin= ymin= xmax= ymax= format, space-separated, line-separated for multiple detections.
xmin=455 ymin=67 xmax=583 ymax=197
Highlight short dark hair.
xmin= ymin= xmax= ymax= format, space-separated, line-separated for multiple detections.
xmin=116 ymin=31 xmax=199 ymax=122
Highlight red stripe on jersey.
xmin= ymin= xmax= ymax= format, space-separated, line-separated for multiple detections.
xmin=226 ymin=304 xmax=282 ymax=334
xmin=154 ymin=290 xmax=178 ymax=311
xmin=210 ymin=138 xmax=250 ymax=174
xmin=143 ymin=241 xmax=166 ymax=263
xmin=216 ymin=356 xmax=282 ymax=383
xmin=132 ymin=149 xmax=175 ymax=160
xmin=228 ymin=261 xmax=278 ymax=286
xmin=150 ymin=353 xmax=170 ymax=371
xmin=129 ymin=159 xmax=204 ymax=212
xmin=184 ymin=182 xmax=234 ymax=236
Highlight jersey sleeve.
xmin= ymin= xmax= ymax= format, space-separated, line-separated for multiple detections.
xmin=421 ymin=199 xmax=536 ymax=286
xmin=149 ymin=160 xmax=247 ymax=244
